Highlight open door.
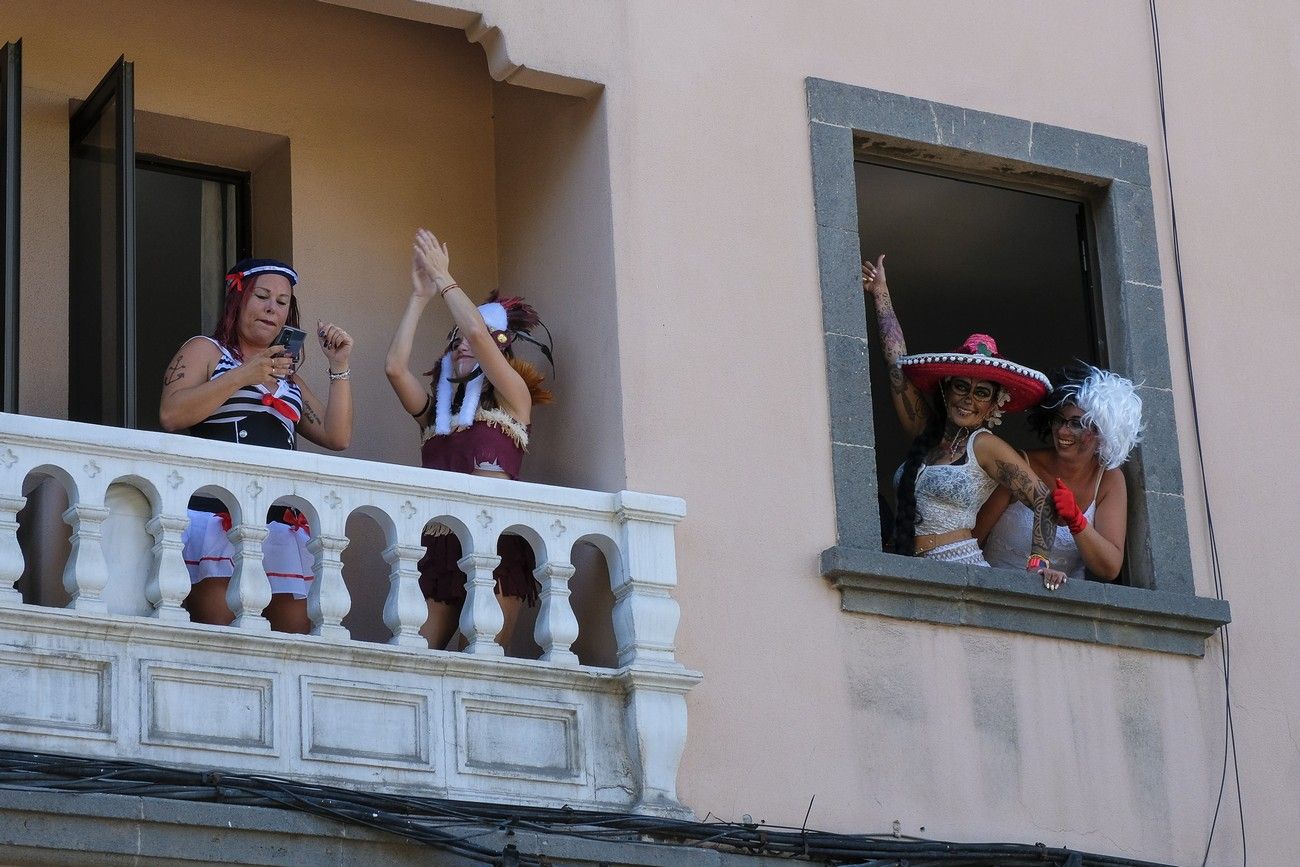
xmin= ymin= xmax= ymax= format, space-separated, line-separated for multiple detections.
xmin=1 ymin=40 xmax=19 ymax=413
xmin=68 ymin=55 xmax=135 ymax=426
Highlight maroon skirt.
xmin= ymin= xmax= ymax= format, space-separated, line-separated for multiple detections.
xmin=417 ymin=533 xmax=538 ymax=606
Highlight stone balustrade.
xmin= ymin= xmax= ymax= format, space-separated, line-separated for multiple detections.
xmin=0 ymin=412 xmax=699 ymax=816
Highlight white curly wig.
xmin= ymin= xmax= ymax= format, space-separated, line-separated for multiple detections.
xmin=1061 ymin=366 xmax=1144 ymax=470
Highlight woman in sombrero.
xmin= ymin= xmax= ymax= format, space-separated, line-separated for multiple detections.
xmin=862 ymin=255 xmax=1069 ymax=590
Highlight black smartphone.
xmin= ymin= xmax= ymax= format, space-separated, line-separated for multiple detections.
xmin=272 ymin=325 xmax=307 ymax=363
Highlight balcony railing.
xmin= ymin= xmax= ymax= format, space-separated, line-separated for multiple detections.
xmin=0 ymin=412 xmax=699 ymax=816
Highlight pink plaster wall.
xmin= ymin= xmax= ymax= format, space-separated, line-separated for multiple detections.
xmin=435 ymin=1 xmax=1295 ymax=862
xmin=6 ymin=0 xmax=1296 ymax=863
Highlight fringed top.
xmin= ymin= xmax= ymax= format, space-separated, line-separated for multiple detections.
xmin=417 ymin=358 xmax=550 ymax=480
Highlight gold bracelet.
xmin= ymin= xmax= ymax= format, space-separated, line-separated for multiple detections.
xmin=437 ymin=282 xmax=460 ymax=298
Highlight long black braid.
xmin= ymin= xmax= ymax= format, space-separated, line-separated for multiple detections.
xmin=892 ymin=387 xmax=947 ymax=557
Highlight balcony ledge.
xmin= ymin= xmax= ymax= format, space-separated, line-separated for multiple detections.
xmin=0 ymin=411 xmax=700 ymax=817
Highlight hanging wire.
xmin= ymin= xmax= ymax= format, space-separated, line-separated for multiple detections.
xmin=1146 ymin=3 xmax=1245 ymax=866
xmin=0 ymin=748 xmax=1178 ymax=867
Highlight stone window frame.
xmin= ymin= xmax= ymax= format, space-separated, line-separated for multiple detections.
xmin=807 ymin=78 xmax=1230 ymax=656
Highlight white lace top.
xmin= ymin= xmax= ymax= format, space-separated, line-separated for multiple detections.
xmin=904 ymin=428 xmax=999 ymax=537
xmin=983 ymin=470 xmax=1102 ymax=580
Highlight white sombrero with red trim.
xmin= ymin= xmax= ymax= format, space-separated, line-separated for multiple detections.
xmin=898 ymin=333 xmax=1051 ymax=414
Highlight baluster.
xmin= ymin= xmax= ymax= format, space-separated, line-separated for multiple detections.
xmin=457 ymin=551 xmax=504 ymax=655
xmin=382 ymin=542 xmax=427 ymax=648
xmin=0 ymin=494 xmax=27 ymax=605
xmin=62 ymin=503 xmax=111 ymax=613
xmin=612 ymin=500 xmax=684 ymax=669
xmin=612 ymin=494 xmax=695 ymax=816
xmin=227 ymin=523 xmax=272 ymax=632
xmin=534 ymin=560 xmax=578 ymax=665
xmin=145 ymin=514 xmax=192 ymax=621
xmin=307 ymin=533 xmax=351 ymax=640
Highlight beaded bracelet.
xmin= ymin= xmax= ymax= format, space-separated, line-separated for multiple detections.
xmin=1026 ymin=554 xmax=1050 ymax=572
xmin=328 ymin=368 xmax=351 ymax=381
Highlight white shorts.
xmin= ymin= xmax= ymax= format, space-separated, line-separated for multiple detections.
xmin=182 ymin=509 xmax=315 ymax=599
xmin=920 ymin=538 xmax=990 ymax=567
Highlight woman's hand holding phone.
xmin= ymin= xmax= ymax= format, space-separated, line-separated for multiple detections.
xmin=242 ymin=346 xmax=295 ymax=389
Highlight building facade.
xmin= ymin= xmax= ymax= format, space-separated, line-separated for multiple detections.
xmin=0 ymin=1 xmax=1293 ymax=864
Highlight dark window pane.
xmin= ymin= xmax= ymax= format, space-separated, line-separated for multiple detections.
xmin=1 ymin=40 xmax=20 ymax=412
xmin=68 ymin=58 xmax=134 ymax=427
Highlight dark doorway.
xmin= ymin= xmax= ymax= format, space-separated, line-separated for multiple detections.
xmin=855 ymin=161 xmax=1103 ymax=512
xmin=134 ymin=158 xmax=248 ymax=431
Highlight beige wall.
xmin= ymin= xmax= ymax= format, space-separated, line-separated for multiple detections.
xmin=8 ymin=1 xmax=1299 ymax=864
xmin=421 ymin=1 xmax=1293 ymax=863
xmin=492 ymin=81 xmax=624 ymax=493
xmin=13 ymin=0 xmax=497 ymax=467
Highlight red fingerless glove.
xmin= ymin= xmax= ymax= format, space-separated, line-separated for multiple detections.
xmin=1053 ymin=478 xmax=1088 ymax=534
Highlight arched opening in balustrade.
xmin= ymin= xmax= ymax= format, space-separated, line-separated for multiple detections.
xmin=418 ymin=514 xmax=475 ymax=651
xmin=340 ymin=507 xmax=393 ymax=644
xmin=178 ymin=484 xmax=241 ymax=612
xmin=186 ymin=484 xmax=241 ymax=526
xmin=498 ymin=523 xmax=546 ymax=660
xmin=14 ymin=468 xmax=72 ymax=609
xmin=569 ymin=534 xmax=619 ymax=669
xmin=99 ymin=474 xmax=163 ymax=617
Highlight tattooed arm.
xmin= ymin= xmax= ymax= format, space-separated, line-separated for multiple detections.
xmin=974 ymin=434 xmax=1070 ymax=590
xmin=293 ymin=376 xmax=352 ymax=451
xmin=862 ymin=255 xmax=931 ymax=438
xmin=159 ymin=336 xmax=287 ymax=431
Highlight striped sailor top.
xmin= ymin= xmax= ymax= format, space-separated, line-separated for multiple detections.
xmin=187 ymin=336 xmax=304 ymax=450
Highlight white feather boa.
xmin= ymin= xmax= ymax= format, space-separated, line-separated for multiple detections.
xmin=432 ymin=301 xmax=508 ymax=436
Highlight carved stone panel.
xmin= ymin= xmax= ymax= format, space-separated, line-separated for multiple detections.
xmin=455 ymin=692 xmax=584 ymax=784
xmin=140 ymin=661 xmax=276 ymax=754
xmin=300 ymin=676 xmax=432 ymax=768
xmin=0 ymin=647 xmax=112 ymax=739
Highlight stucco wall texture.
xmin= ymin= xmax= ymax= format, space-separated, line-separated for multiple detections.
xmin=5 ymin=1 xmax=1296 ymax=864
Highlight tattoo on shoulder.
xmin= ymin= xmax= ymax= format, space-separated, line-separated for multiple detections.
xmin=163 ymin=355 xmax=186 ymax=387
xmin=301 ymin=402 xmax=322 ymax=425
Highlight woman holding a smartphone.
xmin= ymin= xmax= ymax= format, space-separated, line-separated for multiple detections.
xmin=159 ymin=258 xmax=354 ymax=632
xmin=385 ymin=229 xmax=553 ymax=652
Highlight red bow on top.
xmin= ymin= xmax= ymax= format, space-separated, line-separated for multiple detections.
xmin=282 ymin=508 xmax=311 ymax=534
xmin=261 ymin=392 xmax=301 ymax=423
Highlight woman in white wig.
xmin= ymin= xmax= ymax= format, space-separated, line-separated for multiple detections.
xmin=976 ymin=362 xmax=1144 ymax=581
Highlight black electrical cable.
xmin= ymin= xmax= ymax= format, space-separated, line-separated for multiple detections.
xmin=1146 ymin=4 xmax=1245 ymax=867
xmin=0 ymin=749 xmax=1178 ymax=867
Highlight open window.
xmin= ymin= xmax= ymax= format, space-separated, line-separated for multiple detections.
xmin=808 ymin=78 xmax=1230 ymax=655
xmin=856 ymin=160 xmax=1105 ymax=550
xmin=1 ymin=40 xmax=18 ymax=412
xmin=68 ymin=55 xmax=136 ymax=427
xmin=67 ymin=57 xmax=258 ymax=431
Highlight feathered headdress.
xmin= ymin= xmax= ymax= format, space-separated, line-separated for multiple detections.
xmin=432 ymin=291 xmax=554 ymax=436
